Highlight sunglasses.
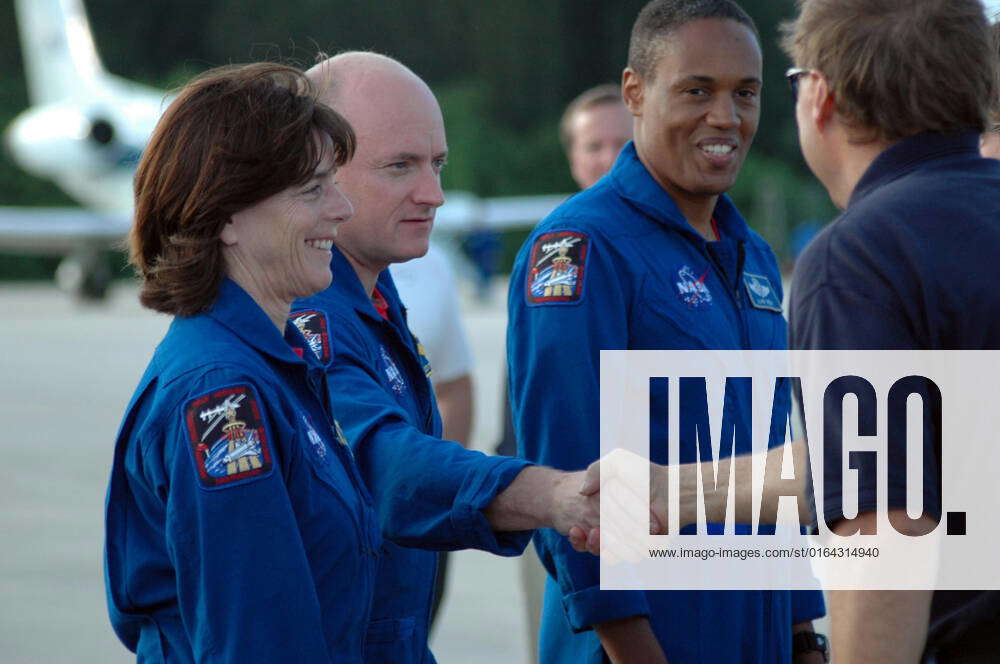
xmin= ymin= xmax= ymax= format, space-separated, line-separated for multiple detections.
xmin=785 ymin=68 xmax=811 ymax=103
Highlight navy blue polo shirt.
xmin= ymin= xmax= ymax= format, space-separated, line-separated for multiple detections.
xmin=789 ymin=130 xmax=1000 ymax=650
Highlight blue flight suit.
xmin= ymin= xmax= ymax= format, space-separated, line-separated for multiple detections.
xmin=507 ymin=142 xmax=825 ymax=663
xmin=104 ymin=278 xmax=380 ymax=664
xmin=294 ymin=247 xmax=533 ymax=664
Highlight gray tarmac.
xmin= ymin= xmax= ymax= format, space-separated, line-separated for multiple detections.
xmin=0 ymin=280 xmax=530 ymax=663
xmin=0 ymin=280 xmax=830 ymax=663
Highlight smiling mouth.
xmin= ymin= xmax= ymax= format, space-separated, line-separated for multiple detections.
xmin=700 ymin=143 xmax=736 ymax=157
xmin=305 ymin=239 xmax=334 ymax=250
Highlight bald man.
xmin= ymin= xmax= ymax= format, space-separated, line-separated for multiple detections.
xmin=292 ymin=52 xmax=598 ymax=663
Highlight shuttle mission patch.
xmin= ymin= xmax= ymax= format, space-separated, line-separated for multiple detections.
xmin=290 ymin=310 xmax=332 ymax=365
xmin=526 ymin=231 xmax=590 ymax=305
xmin=185 ymin=384 xmax=274 ymax=490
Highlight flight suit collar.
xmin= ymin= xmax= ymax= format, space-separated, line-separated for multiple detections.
xmin=609 ymin=141 xmax=751 ymax=243
xmin=206 ymin=277 xmax=317 ymax=369
xmin=329 ymin=245 xmax=411 ymax=329
xmin=329 ymin=246 xmax=387 ymax=323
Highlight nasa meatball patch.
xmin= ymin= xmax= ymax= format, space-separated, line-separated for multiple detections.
xmin=184 ymin=384 xmax=274 ymax=490
xmin=289 ymin=310 xmax=332 ymax=365
xmin=526 ymin=231 xmax=590 ymax=305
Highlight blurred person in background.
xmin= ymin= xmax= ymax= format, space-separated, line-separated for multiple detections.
xmin=560 ymin=83 xmax=634 ymax=190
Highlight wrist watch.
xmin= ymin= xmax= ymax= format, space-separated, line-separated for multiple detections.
xmin=792 ymin=631 xmax=829 ymax=662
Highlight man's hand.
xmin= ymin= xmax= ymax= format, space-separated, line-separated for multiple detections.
xmin=547 ymin=468 xmax=600 ymax=535
xmin=568 ymin=442 xmax=818 ymax=555
xmin=483 ymin=466 xmax=598 ymax=535
xmin=568 ymin=450 xmax=669 ymax=558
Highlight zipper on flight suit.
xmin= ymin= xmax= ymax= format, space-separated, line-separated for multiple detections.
xmin=703 ymin=239 xmax=750 ymax=348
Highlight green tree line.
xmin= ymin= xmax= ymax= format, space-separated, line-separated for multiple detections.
xmin=0 ymin=0 xmax=835 ymax=278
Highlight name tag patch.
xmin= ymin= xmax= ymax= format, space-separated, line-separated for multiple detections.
xmin=184 ymin=384 xmax=274 ymax=490
xmin=743 ymin=272 xmax=782 ymax=312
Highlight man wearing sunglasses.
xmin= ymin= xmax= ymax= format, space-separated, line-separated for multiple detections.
xmin=783 ymin=1 xmax=1000 ymax=662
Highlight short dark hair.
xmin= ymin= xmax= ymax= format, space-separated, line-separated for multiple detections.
xmin=130 ymin=63 xmax=355 ymax=316
xmin=781 ymin=0 xmax=996 ymax=142
xmin=559 ymin=84 xmax=624 ymax=153
xmin=628 ymin=0 xmax=758 ymax=81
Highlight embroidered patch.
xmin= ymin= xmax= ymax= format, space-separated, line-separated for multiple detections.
xmin=302 ymin=413 xmax=329 ymax=465
xmin=333 ymin=419 xmax=350 ymax=448
xmin=379 ymin=345 xmax=407 ymax=395
xmin=290 ymin=310 xmax=332 ymax=365
xmin=184 ymin=384 xmax=274 ymax=490
xmin=743 ymin=272 xmax=783 ymax=312
xmin=675 ymin=265 xmax=714 ymax=310
xmin=526 ymin=231 xmax=590 ymax=305
xmin=414 ymin=336 xmax=433 ymax=379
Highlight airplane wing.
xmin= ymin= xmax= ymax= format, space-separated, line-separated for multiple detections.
xmin=434 ymin=192 xmax=569 ymax=233
xmin=0 ymin=192 xmax=567 ymax=256
xmin=0 ymin=207 xmax=129 ymax=254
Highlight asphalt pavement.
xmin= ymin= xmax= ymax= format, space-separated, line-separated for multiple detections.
xmin=0 ymin=280 xmax=531 ymax=663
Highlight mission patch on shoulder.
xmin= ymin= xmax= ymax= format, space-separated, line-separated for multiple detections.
xmin=526 ymin=230 xmax=590 ymax=305
xmin=184 ymin=383 xmax=274 ymax=490
xmin=290 ymin=309 xmax=332 ymax=364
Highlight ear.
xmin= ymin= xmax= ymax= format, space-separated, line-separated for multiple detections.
xmin=219 ymin=216 xmax=239 ymax=246
xmin=621 ymin=67 xmax=643 ymax=117
xmin=809 ymin=73 xmax=835 ymax=132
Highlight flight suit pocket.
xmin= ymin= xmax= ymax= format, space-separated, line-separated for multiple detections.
xmin=364 ymin=616 xmax=417 ymax=663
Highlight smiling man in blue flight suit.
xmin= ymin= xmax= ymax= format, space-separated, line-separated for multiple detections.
xmin=294 ymin=51 xmax=603 ymax=664
xmin=507 ymin=1 xmax=826 ymax=663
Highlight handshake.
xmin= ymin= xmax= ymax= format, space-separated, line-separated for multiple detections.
xmin=488 ymin=442 xmax=812 ymax=558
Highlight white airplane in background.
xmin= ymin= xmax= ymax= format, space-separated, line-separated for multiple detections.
xmin=3 ymin=0 xmax=565 ymax=300
xmin=4 ymin=0 xmax=166 ymax=298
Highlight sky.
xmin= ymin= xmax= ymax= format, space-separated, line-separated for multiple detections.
xmin=986 ymin=0 xmax=1000 ymax=20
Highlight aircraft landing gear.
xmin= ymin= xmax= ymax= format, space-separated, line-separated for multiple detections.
xmin=55 ymin=250 xmax=112 ymax=301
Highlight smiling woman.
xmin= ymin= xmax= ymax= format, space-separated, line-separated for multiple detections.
xmin=128 ymin=63 xmax=354 ymax=319
xmin=103 ymin=63 xmax=388 ymax=663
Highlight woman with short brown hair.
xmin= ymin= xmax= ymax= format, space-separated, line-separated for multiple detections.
xmin=104 ymin=62 xmax=379 ymax=662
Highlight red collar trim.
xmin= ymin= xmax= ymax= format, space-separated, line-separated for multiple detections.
xmin=371 ymin=287 xmax=390 ymax=321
